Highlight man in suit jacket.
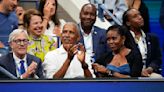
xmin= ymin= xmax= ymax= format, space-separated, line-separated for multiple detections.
xmin=123 ymin=8 xmax=162 ymax=77
xmin=0 ymin=29 xmax=44 ymax=79
xmin=78 ymin=3 xmax=109 ymax=61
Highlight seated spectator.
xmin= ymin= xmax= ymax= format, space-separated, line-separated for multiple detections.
xmin=125 ymin=0 xmax=150 ymax=33
xmin=43 ymin=22 xmax=95 ymax=79
xmin=92 ymin=25 xmax=143 ymax=78
xmin=123 ymin=8 xmax=162 ymax=78
xmin=78 ymin=3 xmax=110 ymax=61
xmin=0 ymin=29 xmax=44 ymax=79
xmin=0 ymin=0 xmax=18 ymax=48
xmin=23 ymin=9 xmax=56 ymax=62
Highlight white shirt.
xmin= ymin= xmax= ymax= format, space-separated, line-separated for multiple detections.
xmin=43 ymin=45 xmax=95 ymax=78
xmin=79 ymin=24 xmax=94 ymax=58
xmin=13 ymin=53 xmax=28 ymax=78
xmin=130 ymin=30 xmax=147 ymax=68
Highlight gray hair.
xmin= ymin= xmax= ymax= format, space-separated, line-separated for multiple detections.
xmin=8 ymin=29 xmax=29 ymax=42
xmin=62 ymin=22 xmax=80 ymax=35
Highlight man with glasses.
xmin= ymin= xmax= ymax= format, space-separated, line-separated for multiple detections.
xmin=0 ymin=29 xmax=44 ymax=79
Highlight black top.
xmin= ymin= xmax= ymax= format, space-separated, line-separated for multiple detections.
xmin=95 ymin=49 xmax=143 ymax=77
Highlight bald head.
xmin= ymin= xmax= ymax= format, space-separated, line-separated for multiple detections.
xmin=80 ymin=3 xmax=97 ymax=30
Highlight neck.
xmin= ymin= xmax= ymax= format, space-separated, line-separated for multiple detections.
xmin=130 ymin=27 xmax=141 ymax=36
xmin=81 ymin=25 xmax=92 ymax=35
xmin=113 ymin=45 xmax=126 ymax=55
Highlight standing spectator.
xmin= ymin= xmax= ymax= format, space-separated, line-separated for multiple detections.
xmin=0 ymin=29 xmax=44 ymax=79
xmin=39 ymin=0 xmax=62 ymax=37
xmin=125 ymin=0 xmax=150 ymax=33
xmin=39 ymin=0 xmax=63 ymax=48
xmin=23 ymin=9 xmax=55 ymax=62
xmin=43 ymin=22 xmax=95 ymax=79
xmin=123 ymin=8 xmax=162 ymax=78
xmin=78 ymin=3 xmax=109 ymax=61
xmin=0 ymin=0 xmax=18 ymax=48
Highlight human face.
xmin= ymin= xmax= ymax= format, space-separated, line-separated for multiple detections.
xmin=10 ymin=32 xmax=29 ymax=58
xmin=46 ymin=0 xmax=56 ymax=16
xmin=80 ymin=4 xmax=96 ymax=28
xmin=106 ymin=30 xmax=125 ymax=52
xmin=126 ymin=9 xmax=144 ymax=29
xmin=29 ymin=15 xmax=43 ymax=37
xmin=1 ymin=0 xmax=17 ymax=13
xmin=61 ymin=24 xmax=79 ymax=45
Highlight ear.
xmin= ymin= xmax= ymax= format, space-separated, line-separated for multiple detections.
xmin=122 ymin=36 xmax=126 ymax=44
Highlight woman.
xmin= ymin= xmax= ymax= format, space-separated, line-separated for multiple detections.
xmin=23 ymin=9 xmax=55 ymax=62
xmin=92 ymin=25 xmax=143 ymax=78
xmin=38 ymin=0 xmax=62 ymax=37
xmin=122 ymin=8 xmax=162 ymax=78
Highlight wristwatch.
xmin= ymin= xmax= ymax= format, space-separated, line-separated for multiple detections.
xmin=82 ymin=63 xmax=88 ymax=69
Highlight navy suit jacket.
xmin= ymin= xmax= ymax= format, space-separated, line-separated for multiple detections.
xmin=127 ymin=32 xmax=162 ymax=73
xmin=79 ymin=25 xmax=110 ymax=60
xmin=0 ymin=53 xmax=44 ymax=79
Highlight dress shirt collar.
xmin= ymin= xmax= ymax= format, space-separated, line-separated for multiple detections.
xmin=130 ymin=29 xmax=146 ymax=39
xmin=79 ymin=23 xmax=94 ymax=36
xmin=13 ymin=52 xmax=27 ymax=65
xmin=59 ymin=45 xmax=67 ymax=54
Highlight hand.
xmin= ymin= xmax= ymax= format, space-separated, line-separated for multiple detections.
xmin=141 ymin=67 xmax=153 ymax=77
xmin=43 ymin=0 xmax=55 ymax=20
xmin=66 ymin=44 xmax=78 ymax=60
xmin=16 ymin=6 xmax=24 ymax=24
xmin=77 ymin=43 xmax=86 ymax=64
xmin=92 ymin=63 xmax=107 ymax=74
xmin=22 ymin=61 xmax=37 ymax=78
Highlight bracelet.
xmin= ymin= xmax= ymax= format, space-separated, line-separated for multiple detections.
xmin=82 ymin=63 xmax=88 ymax=70
xmin=106 ymin=70 xmax=114 ymax=76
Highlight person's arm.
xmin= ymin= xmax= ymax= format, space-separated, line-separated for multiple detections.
xmin=77 ymin=44 xmax=92 ymax=78
xmin=132 ymin=0 xmax=141 ymax=10
xmin=42 ymin=1 xmax=55 ymax=33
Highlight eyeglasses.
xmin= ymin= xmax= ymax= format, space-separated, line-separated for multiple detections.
xmin=13 ymin=39 xmax=29 ymax=45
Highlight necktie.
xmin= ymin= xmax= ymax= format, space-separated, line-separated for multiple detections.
xmin=20 ymin=60 xmax=25 ymax=75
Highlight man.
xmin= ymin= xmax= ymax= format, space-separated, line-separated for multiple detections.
xmin=123 ymin=8 xmax=162 ymax=78
xmin=0 ymin=0 xmax=18 ymax=48
xmin=0 ymin=29 xmax=44 ymax=79
xmin=78 ymin=3 xmax=109 ymax=61
xmin=43 ymin=22 xmax=95 ymax=78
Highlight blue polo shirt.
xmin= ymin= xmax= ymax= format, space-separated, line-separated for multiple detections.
xmin=0 ymin=11 xmax=18 ymax=46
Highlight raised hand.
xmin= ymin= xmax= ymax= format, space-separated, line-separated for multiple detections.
xmin=22 ymin=61 xmax=37 ymax=78
xmin=76 ymin=43 xmax=86 ymax=64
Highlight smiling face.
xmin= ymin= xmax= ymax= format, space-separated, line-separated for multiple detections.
xmin=28 ymin=15 xmax=43 ymax=37
xmin=80 ymin=4 xmax=96 ymax=29
xmin=106 ymin=29 xmax=125 ymax=52
xmin=10 ymin=32 xmax=29 ymax=58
